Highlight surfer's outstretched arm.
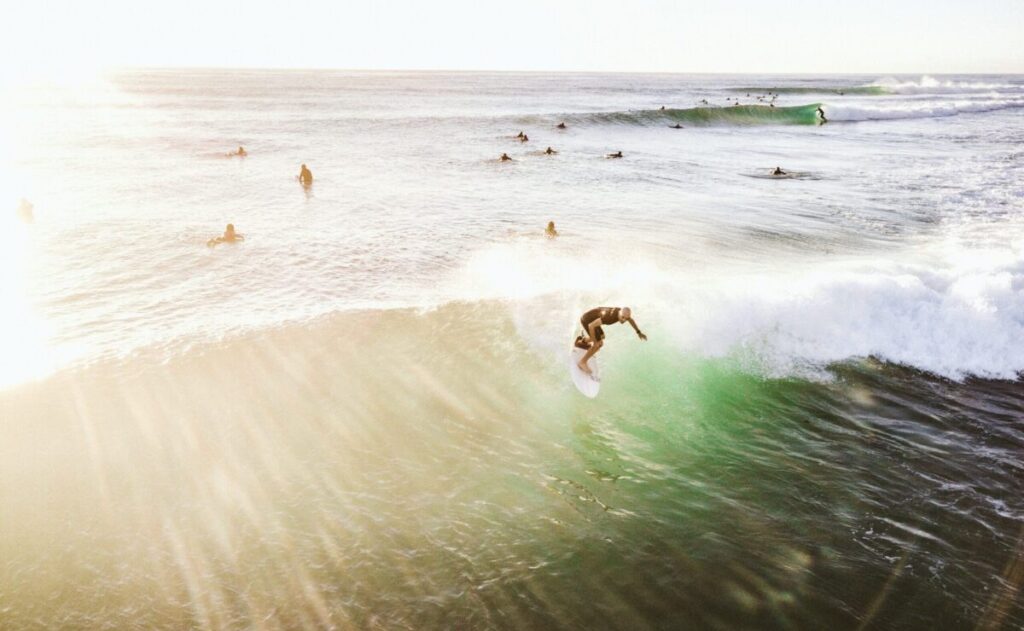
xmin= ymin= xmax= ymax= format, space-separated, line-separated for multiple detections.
xmin=627 ymin=318 xmax=647 ymax=340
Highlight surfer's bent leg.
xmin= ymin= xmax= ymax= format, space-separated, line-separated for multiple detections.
xmin=577 ymin=326 xmax=604 ymax=375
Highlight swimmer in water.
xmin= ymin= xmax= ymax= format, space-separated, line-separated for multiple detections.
xmin=544 ymin=147 xmax=557 ymax=155
xmin=500 ymin=153 xmax=512 ymax=161
xmin=298 ymin=164 xmax=313 ymax=187
xmin=607 ymin=151 xmax=623 ymax=159
xmin=234 ymin=146 xmax=247 ymax=157
xmin=545 ymin=221 xmax=558 ymax=238
xmin=817 ymin=106 xmax=828 ymax=124
xmin=516 ymin=131 xmax=525 ymax=139
xmin=520 ymin=134 xmax=529 ymax=142
xmin=557 ymin=122 xmax=567 ymax=129
xmin=773 ymin=166 xmax=787 ymax=176
xmin=208 ymin=223 xmax=244 ymax=247
xmin=670 ymin=123 xmax=683 ymax=129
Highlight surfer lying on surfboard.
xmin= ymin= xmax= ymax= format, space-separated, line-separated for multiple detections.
xmin=575 ymin=306 xmax=646 ymax=376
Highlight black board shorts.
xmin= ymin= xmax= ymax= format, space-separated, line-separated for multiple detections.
xmin=581 ymin=319 xmax=605 ymax=342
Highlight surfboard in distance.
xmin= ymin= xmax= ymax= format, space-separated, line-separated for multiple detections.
xmin=570 ymin=347 xmax=600 ymax=398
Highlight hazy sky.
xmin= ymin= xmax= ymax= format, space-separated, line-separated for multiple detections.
xmin=4 ymin=0 xmax=1022 ymax=78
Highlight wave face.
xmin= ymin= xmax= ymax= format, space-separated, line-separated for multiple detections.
xmin=563 ymin=103 xmax=823 ymax=127
xmin=3 ymin=296 xmax=1024 ymax=629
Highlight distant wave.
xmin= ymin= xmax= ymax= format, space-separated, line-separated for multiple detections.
xmin=525 ymin=96 xmax=1024 ymax=128
xmin=548 ymin=103 xmax=823 ymax=127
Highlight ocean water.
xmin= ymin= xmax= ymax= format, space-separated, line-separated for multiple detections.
xmin=1 ymin=70 xmax=1024 ymax=629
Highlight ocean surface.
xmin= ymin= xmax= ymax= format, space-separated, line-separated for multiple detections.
xmin=1 ymin=70 xmax=1023 ymax=629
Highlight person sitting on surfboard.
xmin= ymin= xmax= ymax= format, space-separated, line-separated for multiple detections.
xmin=298 ymin=164 xmax=313 ymax=187
xmin=773 ymin=166 xmax=787 ymax=176
xmin=545 ymin=221 xmax=558 ymax=238
xmin=575 ymin=307 xmax=646 ymax=376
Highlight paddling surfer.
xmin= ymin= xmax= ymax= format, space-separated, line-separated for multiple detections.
xmin=575 ymin=307 xmax=646 ymax=376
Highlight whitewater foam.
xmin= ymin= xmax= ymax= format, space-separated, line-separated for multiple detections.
xmin=824 ymin=98 xmax=1024 ymax=123
xmin=869 ymin=76 xmax=1021 ymax=95
xmin=449 ymin=238 xmax=1024 ymax=382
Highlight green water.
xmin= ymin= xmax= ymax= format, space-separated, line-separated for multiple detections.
xmin=2 ymin=304 xmax=1021 ymax=628
xmin=665 ymin=103 xmax=824 ymax=125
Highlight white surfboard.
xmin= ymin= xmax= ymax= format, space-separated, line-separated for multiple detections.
xmin=570 ymin=347 xmax=600 ymax=398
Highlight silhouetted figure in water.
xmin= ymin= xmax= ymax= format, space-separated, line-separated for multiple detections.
xmin=208 ymin=223 xmax=244 ymax=247
xmin=817 ymin=106 xmax=828 ymax=124
xmin=298 ymin=164 xmax=313 ymax=187
xmin=606 ymin=151 xmax=623 ymax=158
xmin=556 ymin=122 xmax=567 ymax=129
xmin=516 ymin=131 xmax=525 ymax=139
xmin=773 ymin=166 xmax=787 ymax=176
xmin=232 ymin=146 xmax=247 ymax=157
xmin=574 ymin=306 xmax=646 ymax=376
xmin=520 ymin=134 xmax=529 ymax=142
xmin=545 ymin=221 xmax=558 ymax=238
xmin=544 ymin=147 xmax=557 ymax=155
xmin=500 ymin=153 xmax=512 ymax=162
xmin=670 ymin=123 xmax=683 ymax=129
xmin=660 ymin=106 xmax=666 ymax=110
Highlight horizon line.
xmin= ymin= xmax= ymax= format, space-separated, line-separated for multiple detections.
xmin=102 ymin=65 xmax=1024 ymax=77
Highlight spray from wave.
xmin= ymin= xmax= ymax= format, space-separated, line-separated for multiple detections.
xmin=446 ymin=239 xmax=1024 ymax=382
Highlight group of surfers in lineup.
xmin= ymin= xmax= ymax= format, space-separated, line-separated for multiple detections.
xmin=500 ymin=122 xmax=626 ymax=163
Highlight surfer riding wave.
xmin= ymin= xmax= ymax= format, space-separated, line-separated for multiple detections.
xmin=575 ymin=306 xmax=646 ymax=376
